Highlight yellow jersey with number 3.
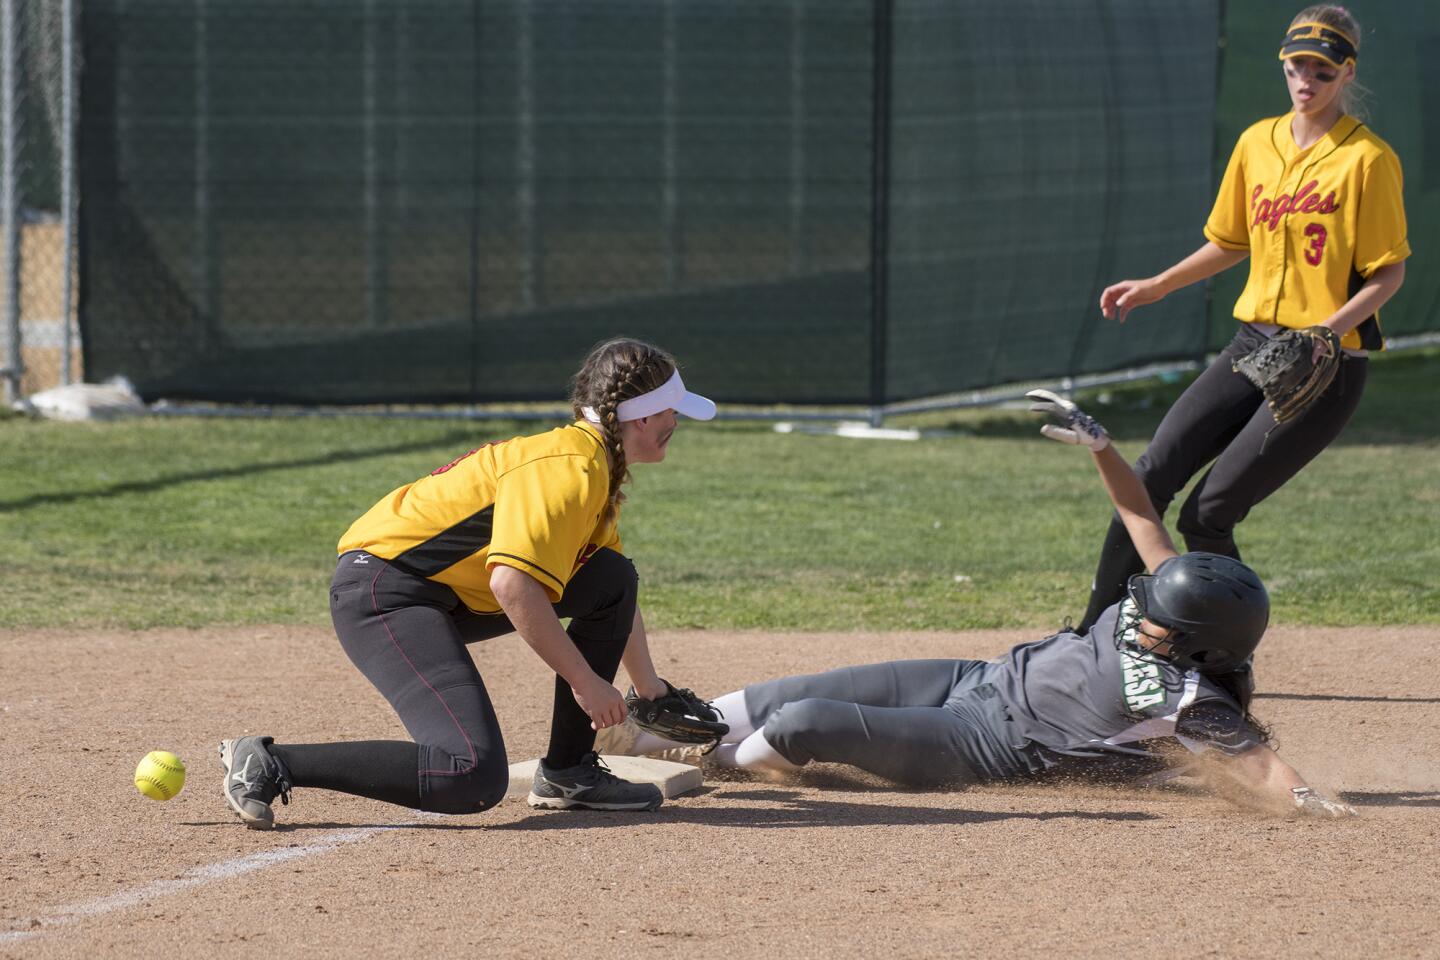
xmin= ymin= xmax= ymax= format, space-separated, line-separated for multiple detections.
xmin=1203 ymin=113 xmax=1409 ymax=350
xmin=337 ymin=421 xmax=621 ymax=613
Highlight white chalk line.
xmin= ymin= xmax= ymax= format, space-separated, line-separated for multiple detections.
xmin=1 ymin=823 xmax=419 ymax=946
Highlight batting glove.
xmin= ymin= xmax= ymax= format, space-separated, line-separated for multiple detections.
xmin=1025 ymin=389 xmax=1111 ymax=451
xmin=1291 ymin=786 xmax=1358 ymax=819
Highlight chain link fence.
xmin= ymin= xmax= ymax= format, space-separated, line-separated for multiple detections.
xmin=72 ymin=0 xmax=1222 ymax=411
xmin=1 ymin=0 xmax=77 ymax=405
xmin=4 ymin=1 xmax=1436 ymax=413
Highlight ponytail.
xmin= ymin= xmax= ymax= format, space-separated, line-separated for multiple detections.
xmin=570 ymin=338 xmax=677 ymax=523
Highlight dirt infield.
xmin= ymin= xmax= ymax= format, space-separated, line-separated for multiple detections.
xmin=4 ymin=625 xmax=1437 ymax=958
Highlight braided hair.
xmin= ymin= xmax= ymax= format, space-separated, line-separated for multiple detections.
xmin=570 ymin=338 xmax=677 ymax=524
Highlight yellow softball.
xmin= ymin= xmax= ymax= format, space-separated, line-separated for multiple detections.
xmin=134 ymin=750 xmax=186 ymax=801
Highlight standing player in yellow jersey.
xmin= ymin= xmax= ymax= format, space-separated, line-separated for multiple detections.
xmin=217 ymin=338 xmax=716 ymax=827
xmin=1076 ymin=5 xmax=1409 ymax=631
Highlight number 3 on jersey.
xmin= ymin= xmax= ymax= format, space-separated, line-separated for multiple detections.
xmin=1303 ymin=223 xmax=1327 ymax=266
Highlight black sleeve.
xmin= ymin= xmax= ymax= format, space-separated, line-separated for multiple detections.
xmin=1174 ymin=699 xmax=1263 ymax=756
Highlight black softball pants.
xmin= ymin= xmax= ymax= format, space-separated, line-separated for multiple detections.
xmin=270 ymin=547 xmax=638 ymax=815
xmin=1078 ymin=324 xmax=1368 ymax=631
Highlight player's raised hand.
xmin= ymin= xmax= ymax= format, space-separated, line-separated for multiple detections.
xmin=1025 ymin=389 xmax=1111 ymax=451
xmin=1099 ymin=278 xmax=1164 ymax=323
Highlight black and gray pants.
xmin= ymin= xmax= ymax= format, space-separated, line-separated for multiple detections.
xmin=1078 ymin=324 xmax=1368 ymax=629
xmin=267 ymin=547 xmax=637 ymax=815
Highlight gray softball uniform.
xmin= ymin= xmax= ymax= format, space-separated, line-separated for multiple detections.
xmin=745 ymin=601 xmax=1263 ymax=787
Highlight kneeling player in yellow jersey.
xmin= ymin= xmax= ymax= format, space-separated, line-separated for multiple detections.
xmin=1079 ymin=5 xmax=1409 ymax=632
xmin=218 ymin=338 xmax=716 ymax=827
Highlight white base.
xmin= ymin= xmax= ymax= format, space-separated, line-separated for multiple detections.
xmin=506 ymin=755 xmax=704 ymax=800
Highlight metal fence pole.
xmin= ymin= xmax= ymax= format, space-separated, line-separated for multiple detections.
xmin=866 ymin=0 xmax=892 ymax=428
xmin=194 ymin=0 xmax=216 ymax=349
xmin=788 ymin=0 xmax=806 ymax=275
xmin=363 ymin=0 xmax=383 ymax=329
xmin=394 ymin=4 xmax=410 ymax=213
xmin=60 ymin=0 xmax=77 ymax=385
xmin=661 ymin=0 xmax=678 ymax=290
xmin=1 ymin=0 xmax=21 ymax=406
xmin=517 ymin=0 xmax=537 ymax=308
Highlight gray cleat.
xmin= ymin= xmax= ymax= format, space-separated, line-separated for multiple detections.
xmin=527 ymin=751 xmax=662 ymax=811
xmin=218 ymin=736 xmax=293 ymax=829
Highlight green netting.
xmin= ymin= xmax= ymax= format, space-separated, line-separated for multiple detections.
xmin=80 ymin=0 xmax=876 ymax=405
xmin=77 ymin=1 xmax=1434 ymax=410
xmin=886 ymin=0 xmax=1220 ymax=399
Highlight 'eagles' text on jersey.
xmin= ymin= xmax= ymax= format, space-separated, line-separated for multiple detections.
xmin=1204 ymin=113 xmax=1410 ymax=351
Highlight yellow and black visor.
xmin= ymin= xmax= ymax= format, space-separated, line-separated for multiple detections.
xmin=1278 ymin=21 xmax=1357 ymax=68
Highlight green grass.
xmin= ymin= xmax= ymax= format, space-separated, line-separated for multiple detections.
xmin=4 ymin=349 xmax=1437 ymax=630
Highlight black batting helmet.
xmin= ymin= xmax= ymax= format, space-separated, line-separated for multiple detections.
xmin=1124 ymin=552 xmax=1270 ymax=674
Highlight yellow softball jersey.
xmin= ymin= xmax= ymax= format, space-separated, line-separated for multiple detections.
xmin=1204 ymin=114 xmax=1410 ymax=350
xmin=337 ymin=422 xmax=621 ymax=612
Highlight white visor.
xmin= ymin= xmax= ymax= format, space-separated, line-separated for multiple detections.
xmin=582 ymin=369 xmax=716 ymax=424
